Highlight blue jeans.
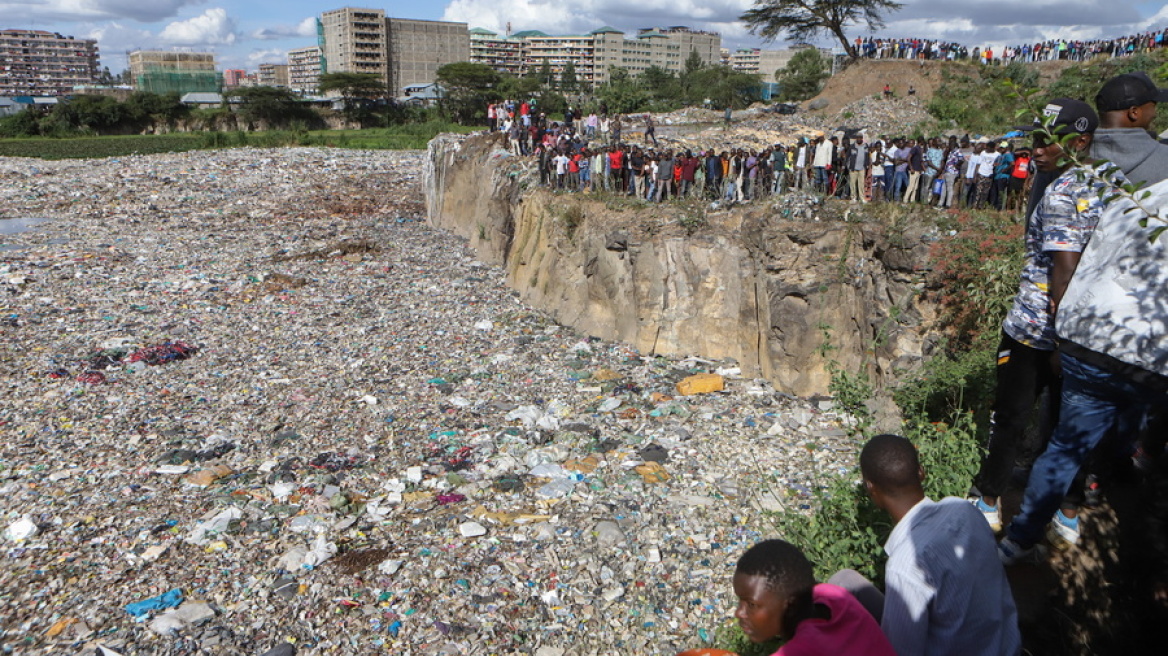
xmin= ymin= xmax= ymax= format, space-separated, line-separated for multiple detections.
xmin=891 ymin=170 xmax=909 ymax=201
xmin=1006 ymin=353 xmax=1162 ymax=547
xmin=814 ymin=166 xmax=828 ymax=192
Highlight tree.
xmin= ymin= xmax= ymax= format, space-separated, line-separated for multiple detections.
xmin=435 ymin=62 xmax=501 ymax=124
xmin=319 ymin=72 xmax=387 ymax=124
xmin=596 ymin=66 xmax=649 ymax=114
xmin=741 ymin=0 xmax=903 ymax=60
xmin=560 ymin=61 xmax=579 ymax=93
xmin=776 ymin=48 xmax=831 ymax=101
xmin=538 ymin=60 xmax=554 ymax=88
xmin=684 ymin=49 xmax=705 ymax=77
xmin=640 ymin=66 xmax=677 ymax=99
xmin=232 ymin=86 xmax=317 ymax=128
xmin=687 ymin=67 xmax=763 ymax=109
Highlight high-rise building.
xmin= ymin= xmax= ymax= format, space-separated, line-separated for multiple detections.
xmin=223 ymin=69 xmax=246 ymax=87
xmin=0 ymin=29 xmax=100 ymax=96
xmin=129 ymin=51 xmax=219 ymax=95
xmin=288 ymin=46 xmax=323 ymax=95
xmin=320 ymin=7 xmax=387 ymax=86
xmin=385 ymin=18 xmax=470 ymax=96
xmin=259 ymin=63 xmax=290 ymax=88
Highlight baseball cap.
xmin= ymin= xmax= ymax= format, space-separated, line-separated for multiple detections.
xmin=1015 ymin=98 xmax=1099 ymax=135
xmin=1095 ymin=71 xmax=1168 ymax=112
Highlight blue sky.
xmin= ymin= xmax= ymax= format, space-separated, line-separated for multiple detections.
xmin=4 ymin=1 xmax=1166 ymax=73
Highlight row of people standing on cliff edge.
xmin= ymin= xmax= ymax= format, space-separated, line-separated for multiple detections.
xmin=532 ymin=131 xmax=1035 ymax=211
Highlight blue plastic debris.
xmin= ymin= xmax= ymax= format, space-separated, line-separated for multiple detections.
xmin=124 ymin=588 xmax=184 ymax=617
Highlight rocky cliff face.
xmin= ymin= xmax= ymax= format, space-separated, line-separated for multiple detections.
xmin=425 ymin=133 xmax=941 ymax=397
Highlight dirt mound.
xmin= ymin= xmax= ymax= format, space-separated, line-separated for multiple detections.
xmin=808 ymin=59 xmax=1078 ymax=114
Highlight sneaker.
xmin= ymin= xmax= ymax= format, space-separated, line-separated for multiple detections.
xmin=1048 ymin=510 xmax=1081 ymax=548
xmin=970 ymin=496 xmax=1002 ymax=532
xmin=998 ymin=537 xmax=1042 ymax=566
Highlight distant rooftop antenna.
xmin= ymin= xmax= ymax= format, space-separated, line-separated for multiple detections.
xmin=506 ymin=22 xmax=511 ymax=37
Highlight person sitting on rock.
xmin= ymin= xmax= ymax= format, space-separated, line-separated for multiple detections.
xmin=730 ymin=539 xmax=896 ymax=656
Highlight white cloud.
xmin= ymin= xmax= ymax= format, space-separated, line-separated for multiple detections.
xmin=0 ymin=0 xmax=202 ymax=23
xmin=246 ymin=48 xmax=287 ymax=66
xmin=441 ymin=0 xmax=1164 ymax=51
xmin=159 ymin=7 xmax=237 ymax=46
xmin=251 ymin=16 xmax=316 ymax=40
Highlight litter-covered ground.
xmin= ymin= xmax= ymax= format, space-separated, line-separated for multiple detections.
xmin=0 ymin=147 xmax=864 ymax=656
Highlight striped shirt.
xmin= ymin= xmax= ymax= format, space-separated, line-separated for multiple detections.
xmin=882 ymin=497 xmax=1021 ymax=656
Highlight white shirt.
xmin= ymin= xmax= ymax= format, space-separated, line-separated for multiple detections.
xmin=812 ymin=142 xmax=833 ymax=167
xmin=883 ymin=497 xmax=1021 ymax=656
xmin=553 ymin=155 xmax=570 ymax=175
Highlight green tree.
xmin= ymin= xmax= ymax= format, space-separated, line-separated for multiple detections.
xmin=435 ymin=61 xmax=501 ymax=124
xmin=560 ymin=61 xmax=579 ymax=93
xmin=741 ymin=0 xmax=903 ymax=60
xmin=52 ymin=94 xmax=126 ymax=134
xmin=0 ymin=108 xmax=42 ymax=137
xmin=640 ymin=65 xmax=677 ymax=98
xmin=232 ymin=86 xmax=317 ymax=128
xmin=123 ymin=91 xmax=187 ymax=127
xmin=596 ymin=67 xmax=649 ymax=113
xmin=538 ymin=60 xmax=554 ymax=88
xmin=497 ymin=73 xmax=542 ymax=100
xmin=686 ymin=66 xmax=763 ymax=109
xmin=776 ymin=48 xmax=831 ymax=101
xmin=319 ymin=72 xmax=387 ymax=124
xmin=684 ymin=49 xmax=705 ymax=77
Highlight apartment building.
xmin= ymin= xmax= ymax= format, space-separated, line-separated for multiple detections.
xmin=385 ymin=18 xmax=470 ymax=96
xmin=223 ymin=69 xmax=246 ymax=87
xmin=287 ymin=46 xmax=323 ymax=95
xmin=320 ymin=7 xmax=388 ymax=85
xmin=259 ymin=63 xmax=290 ymax=88
xmin=637 ymin=26 xmax=720 ymax=67
xmin=731 ymin=46 xmax=832 ymax=80
xmin=0 ymin=29 xmax=100 ymax=96
xmin=469 ymin=28 xmax=524 ymax=76
xmin=129 ymin=50 xmax=219 ymax=95
xmin=519 ymin=25 xmax=722 ymax=87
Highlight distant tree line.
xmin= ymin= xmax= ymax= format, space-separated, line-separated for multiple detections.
xmin=436 ymin=50 xmax=770 ymax=125
xmin=0 ymin=73 xmax=438 ymax=138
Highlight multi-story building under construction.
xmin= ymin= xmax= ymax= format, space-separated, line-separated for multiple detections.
xmin=0 ymin=29 xmax=100 ymax=96
xmin=129 ymin=50 xmax=219 ymax=95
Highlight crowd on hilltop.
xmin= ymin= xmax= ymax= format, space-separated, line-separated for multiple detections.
xmin=503 ymin=105 xmax=1035 ymax=212
xmin=857 ymin=26 xmax=1167 ymax=63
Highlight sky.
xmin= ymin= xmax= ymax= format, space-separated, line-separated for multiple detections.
xmin=4 ymin=0 xmax=1166 ymax=74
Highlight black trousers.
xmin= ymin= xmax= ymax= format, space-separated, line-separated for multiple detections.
xmin=975 ymin=332 xmax=1083 ymax=506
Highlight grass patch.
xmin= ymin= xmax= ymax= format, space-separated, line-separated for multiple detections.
xmin=0 ymin=121 xmax=482 ymax=160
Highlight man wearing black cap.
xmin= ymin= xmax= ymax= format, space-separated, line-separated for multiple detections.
xmin=996 ymin=98 xmax=1135 ymax=564
xmin=1092 ymin=71 xmax=1168 ymax=185
xmin=970 ymin=99 xmax=1105 ymax=557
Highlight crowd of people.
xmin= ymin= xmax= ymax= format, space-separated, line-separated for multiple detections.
xmin=856 ymin=27 xmax=1168 ymax=63
xmin=682 ymin=70 xmax=1168 ymax=656
xmin=522 ymin=113 xmax=1035 ymax=212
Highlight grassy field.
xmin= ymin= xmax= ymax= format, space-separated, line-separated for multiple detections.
xmin=0 ymin=122 xmax=482 ymax=160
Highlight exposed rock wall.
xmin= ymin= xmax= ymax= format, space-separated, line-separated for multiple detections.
xmin=425 ymin=133 xmax=941 ymax=396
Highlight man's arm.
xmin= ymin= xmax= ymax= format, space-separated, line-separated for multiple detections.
xmin=1049 ymin=251 xmax=1082 ymax=317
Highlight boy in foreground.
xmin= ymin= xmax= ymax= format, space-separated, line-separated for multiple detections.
xmin=731 ymin=539 xmax=895 ymax=656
